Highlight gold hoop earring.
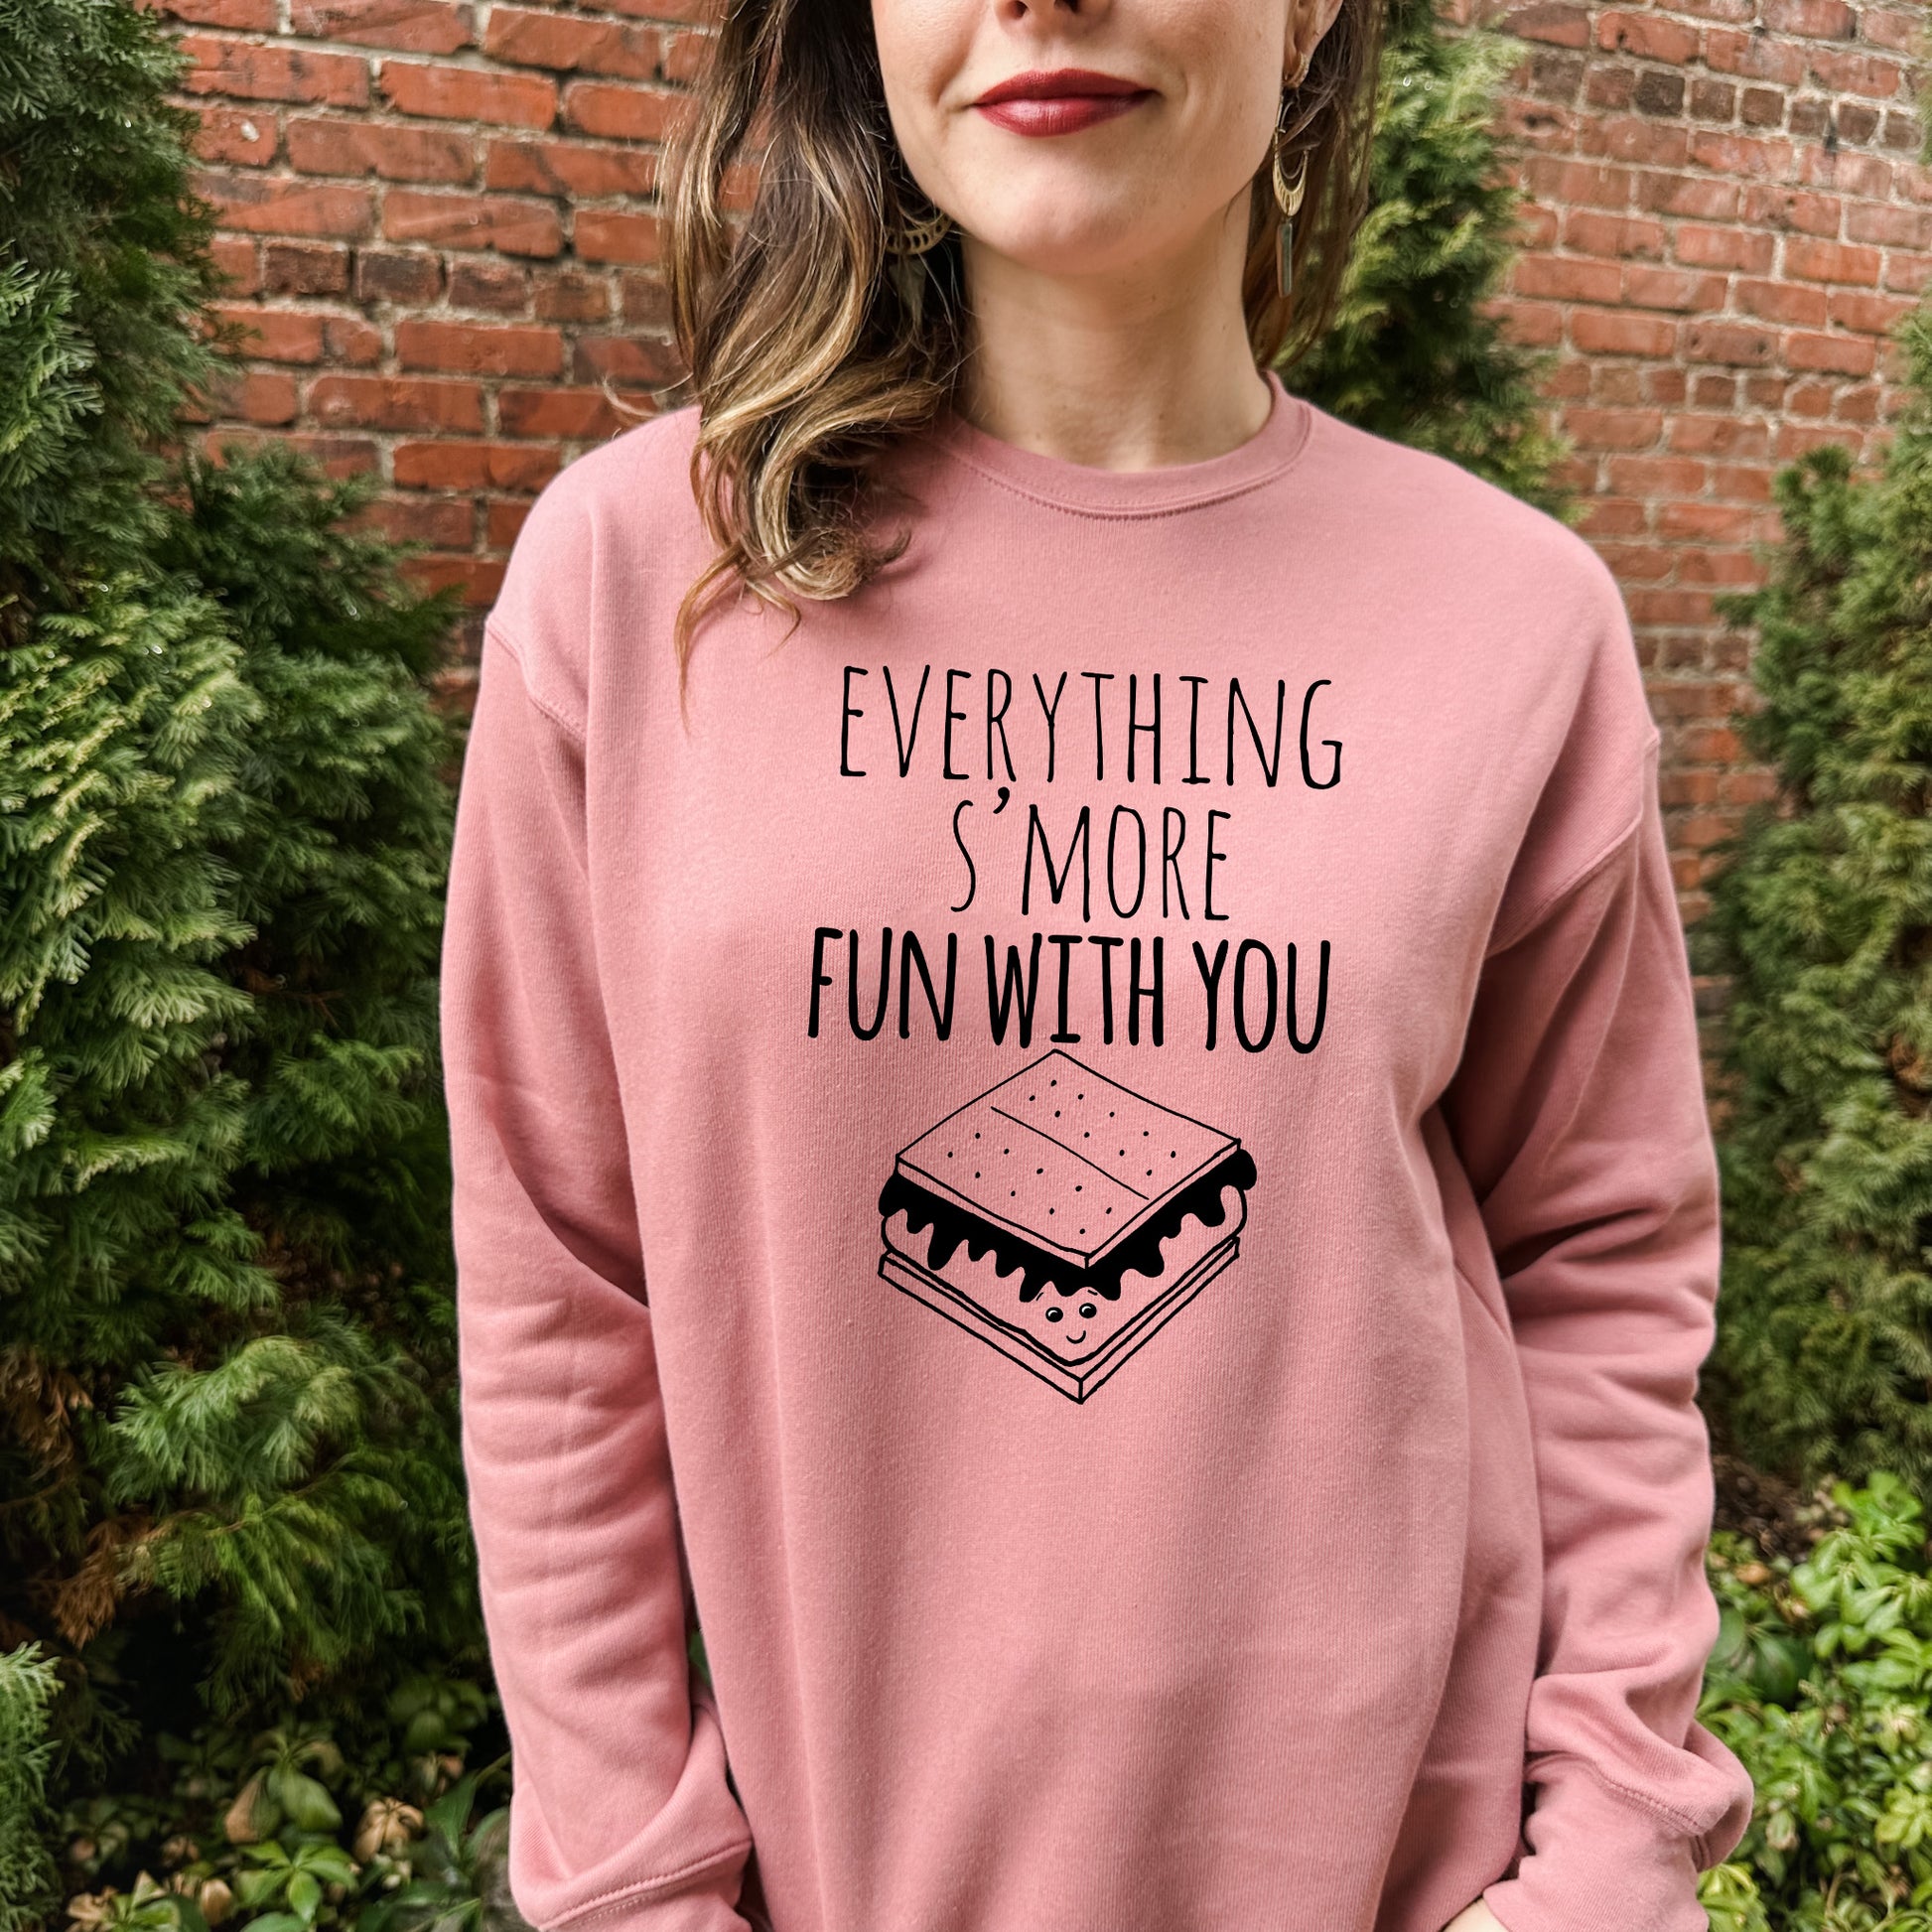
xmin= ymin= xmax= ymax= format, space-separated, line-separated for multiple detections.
xmin=1271 ymin=78 xmax=1312 ymax=301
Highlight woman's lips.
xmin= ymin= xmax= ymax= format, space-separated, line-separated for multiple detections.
xmin=974 ymin=91 xmax=1151 ymax=137
xmin=970 ymin=69 xmax=1154 ymax=138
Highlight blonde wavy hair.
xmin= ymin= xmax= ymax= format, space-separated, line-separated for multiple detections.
xmin=661 ymin=0 xmax=1384 ymax=682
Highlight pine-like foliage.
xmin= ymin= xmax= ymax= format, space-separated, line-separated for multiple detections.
xmin=0 ymin=0 xmax=473 ymax=1909
xmin=0 ymin=1644 xmax=62 ymax=1931
xmin=1696 ymin=310 xmax=1932 ymax=1494
xmin=1288 ymin=0 xmax=1566 ymax=511
xmin=0 ymin=0 xmax=229 ymax=611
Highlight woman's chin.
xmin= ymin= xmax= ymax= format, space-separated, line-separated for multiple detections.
xmin=956 ymin=211 xmax=1186 ymax=282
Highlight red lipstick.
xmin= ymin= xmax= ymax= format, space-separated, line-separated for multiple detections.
xmin=971 ymin=67 xmax=1154 ymax=137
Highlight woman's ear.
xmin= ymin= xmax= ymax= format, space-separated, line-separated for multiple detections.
xmin=1285 ymin=0 xmax=1348 ymax=77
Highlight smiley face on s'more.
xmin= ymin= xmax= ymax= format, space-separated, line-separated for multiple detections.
xmin=877 ymin=1052 xmax=1256 ymax=1401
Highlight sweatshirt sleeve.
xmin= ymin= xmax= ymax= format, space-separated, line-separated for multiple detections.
xmin=1440 ymin=670 xmax=1755 ymax=1931
xmin=441 ymin=608 xmax=756 ymax=1932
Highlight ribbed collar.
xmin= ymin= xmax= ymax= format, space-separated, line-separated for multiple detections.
xmin=922 ymin=365 xmax=1312 ymax=518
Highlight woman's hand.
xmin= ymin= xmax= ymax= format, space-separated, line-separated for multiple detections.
xmin=1440 ymin=1899 xmax=1508 ymax=1932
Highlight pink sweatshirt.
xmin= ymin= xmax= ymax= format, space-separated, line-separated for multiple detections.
xmin=440 ymin=367 xmax=1755 ymax=1932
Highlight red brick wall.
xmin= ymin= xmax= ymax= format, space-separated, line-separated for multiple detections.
xmin=163 ymin=0 xmax=1926 ymax=935
xmin=1488 ymin=0 xmax=1927 ymax=929
xmin=170 ymin=0 xmax=707 ymax=607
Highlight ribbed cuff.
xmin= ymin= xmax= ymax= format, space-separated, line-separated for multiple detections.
xmin=1480 ymin=1768 xmax=1712 ymax=1932
xmin=545 ymin=1900 xmax=750 ymax=1932
xmin=538 ymin=1852 xmax=754 ymax=1932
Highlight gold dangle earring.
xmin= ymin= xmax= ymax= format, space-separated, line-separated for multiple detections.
xmin=882 ymin=182 xmax=954 ymax=329
xmin=883 ymin=195 xmax=954 ymax=259
xmin=1272 ymin=64 xmax=1312 ymax=301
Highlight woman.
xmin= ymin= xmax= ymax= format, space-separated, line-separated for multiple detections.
xmin=439 ymin=0 xmax=1757 ymax=1927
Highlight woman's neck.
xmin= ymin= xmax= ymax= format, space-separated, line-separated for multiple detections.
xmin=950 ymin=200 xmax=1273 ymax=473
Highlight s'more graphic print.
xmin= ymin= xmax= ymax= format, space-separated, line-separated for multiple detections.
xmin=877 ymin=1051 xmax=1258 ymax=1402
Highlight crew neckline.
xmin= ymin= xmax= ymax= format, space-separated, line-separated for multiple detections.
xmin=925 ymin=365 xmax=1312 ymax=518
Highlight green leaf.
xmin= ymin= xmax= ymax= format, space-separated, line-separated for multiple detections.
xmin=277 ymin=1772 xmax=343 ymax=1835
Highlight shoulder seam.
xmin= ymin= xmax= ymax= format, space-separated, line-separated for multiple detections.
xmin=1482 ymin=728 xmax=1662 ymax=961
xmin=484 ymin=616 xmax=588 ymax=745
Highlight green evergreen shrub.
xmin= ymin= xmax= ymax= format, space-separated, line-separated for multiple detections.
xmin=0 ymin=1643 xmax=63 ymax=1931
xmin=0 ymin=0 xmax=226 ymax=610
xmin=1 ymin=0 xmax=476 ymax=1920
xmin=1288 ymin=0 xmax=1566 ymax=511
xmin=1696 ymin=311 xmax=1932 ymax=1496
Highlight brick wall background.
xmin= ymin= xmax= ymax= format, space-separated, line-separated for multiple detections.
xmin=168 ymin=0 xmax=706 ymax=601
xmin=160 ymin=0 xmax=1926 ymax=943
xmin=1486 ymin=0 xmax=1927 ymax=937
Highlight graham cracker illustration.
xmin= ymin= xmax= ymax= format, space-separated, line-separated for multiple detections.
xmin=877 ymin=1050 xmax=1256 ymax=1402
